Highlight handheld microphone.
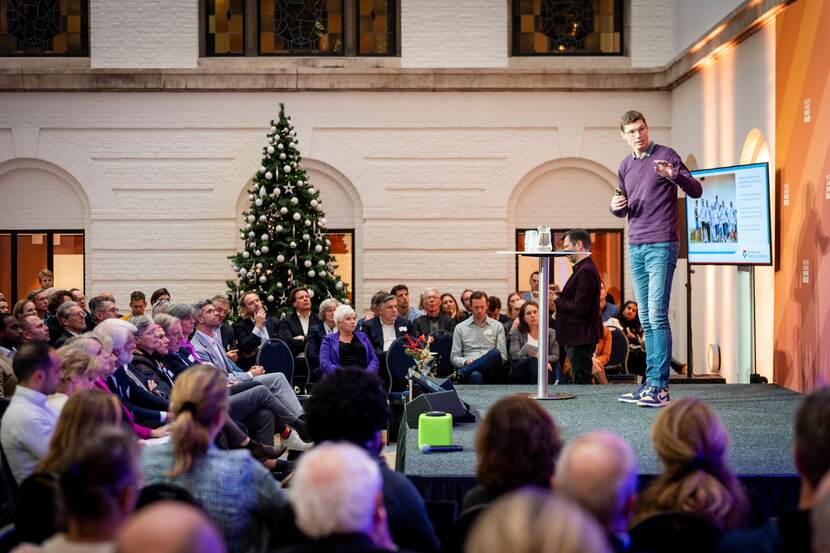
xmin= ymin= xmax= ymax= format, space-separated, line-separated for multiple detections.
xmin=421 ymin=444 xmax=463 ymax=454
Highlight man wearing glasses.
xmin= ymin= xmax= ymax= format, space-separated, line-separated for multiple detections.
xmin=612 ymin=110 xmax=702 ymax=408
xmin=54 ymin=301 xmax=89 ymax=347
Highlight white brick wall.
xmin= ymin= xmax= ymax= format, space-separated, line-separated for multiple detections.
xmin=629 ymin=0 xmax=674 ymax=67
xmin=90 ymin=0 xmax=198 ymax=69
xmin=401 ymin=0 xmax=508 ymax=68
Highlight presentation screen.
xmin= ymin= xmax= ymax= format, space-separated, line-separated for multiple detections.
xmin=685 ymin=162 xmax=772 ymax=265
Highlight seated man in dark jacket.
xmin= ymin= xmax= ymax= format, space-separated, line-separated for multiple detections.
xmin=412 ymin=287 xmax=456 ymax=337
xmin=232 ymin=291 xmax=283 ymax=370
xmin=362 ymin=295 xmax=413 ymax=390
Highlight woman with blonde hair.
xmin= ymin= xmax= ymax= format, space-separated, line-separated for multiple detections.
xmin=139 ymin=363 xmax=286 ymax=553
xmin=466 ymin=487 xmax=611 ymax=553
xmin=47 ymin=347 xmax=102 ymax=412
xmin=633 ymin=397 xmax=748 ymax=531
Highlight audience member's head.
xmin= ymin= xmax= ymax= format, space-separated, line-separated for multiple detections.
xmin=466 ymin=487 xmax=612 ymax=553
xmin=47 ymin=289 xmax=73 ymax=315
xmin=318 ymin=298 xmax=340 ymax=326
xmin=795 ymin=386 xmax=830 ymax=507
xmin=441 ymin=293 xmax=460 ymax=319
xmin=0 ymin=299 xmax=8 ymax=314
xmin=193 ymin=299 xmax=221 ymax=332
xmin=0 ymin=313 xmax=22 ymax=349
xmin=556 ymin=431 xmax=638 ymax=535
xmin=369 ymin=290 xmax=388 ymax=316
xmin=486 ymin=295 xmax=502 ymax=319
xmin=28 ymin=288 xmax=48 ymax=317
xmin=634 ymin=397 xmax=747 ymax=530
xmin=516 ymin=301 xmax=540 ymax=334
xmin=94 ymin=319 xmax=138 ymax=367
xmin=55 ymin=347 xmax=100 ymax=396
xmin=305 ymin=367 xmax=390 ymax=455
xmin=290 ymin=442 xmax=390 ymax=547
xmin=37 ymin=269 xmax=54 ymax=290
xmin=69 ymin=289 xmax=87 ymax=310
xmin=132 ymin=315 xmax=168 ymax=356
xmin=506 ymin=292 xmax=525 ymax=319
xmin=63 ymin=333 xmax=113 ymax=379
xmin=117 ymin=501 xmax=225 ymax=553
xmin=475 ymin=394 xmax=562 ymax=491
xmin=37 ymin=389 xmax=122 ymax=473
xmin=239 ymin=291 xmax=263 ymax=319
xmin=12 ymin=299 xmax=37 ymax=319
xmin=13 ymin=342 xmax=61 ymax=394
xmin=468 ymin=291 xmax=489 ymax=324
xmin=421 ymin=287 xmax=441 ymax=317
xmin=289 ymin=287 xmax=312 ymax=315
xmin=211 ymin=295 xmax=231 ymax=324
xmin=57 ymin=300 xmax=87 ymax=334
xmin=154 ymin=313 xmax=183 ymax=351
xmin=129 ymin=291 xmax=147 ymax=317
xmin=167 ymin=364 xmax=229 ymax=477
xmin=333 ymin=304 xmax=357 ymax=335
xmin=164 ymin=303 xmax=196 ymax=338
xmin=460 ymin=289 xmax=474 ymax=311
xmin=378 ymin=294 xmax=398 ymax=325
xmin=150 ymin=288 xmax=171 ymax=306
xmin=58 ymin=426 xmax=140 ymax=544
xmin=528 ymin=272 xmax=539 ymax=294
xmin=89 ymin=295 xmax=119 ymax=324
xmin=391 ymin=284 xmax=411 ymax=314
xmin=19 ymin=314 xmax=49 ymax=344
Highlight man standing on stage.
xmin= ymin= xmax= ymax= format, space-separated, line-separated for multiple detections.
xmin=612 ymin=110 xmax=702 ymax=408
xmin=554 ymin=229 xmax=603 ymax=385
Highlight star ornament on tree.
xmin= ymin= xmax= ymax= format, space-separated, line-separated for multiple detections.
xmin=283 ymin=182 xmax=295 ymax=195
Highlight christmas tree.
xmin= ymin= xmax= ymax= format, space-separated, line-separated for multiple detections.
xmin=226 ymin=103 xmax=348 ymax=319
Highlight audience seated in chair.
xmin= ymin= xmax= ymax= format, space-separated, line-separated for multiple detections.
xmin=117 ymin=501 xmax=226 ymax=553
xmin=53 ymin=301 xmax=87 ymax=348
xmin=88 ymin=295 xmax=120 ymax=327
xmin=18 ymin=315 xmax=49 ymax=345
xmin=363 ymin=294 xmax=413 ymax=390
xmin=276 ymin=288 xmax=321 ymax=362
xmin=634 ymin=397 xmax=748 ymax=533
xmin=413 ymin=288 xmax=457 ymax=337
xmin=15 ymin=389 xmax=123 ymax=546
xmin=556 ymin=431 xmax=638 ymax=553
xmin=232 ymin=291 xmax=282 ymax=370
xmin=618 ymin=301 xmax=646 ymax=378
xmin=592 ymin=325 xmax=612 ymax=385
xmin=508 ymin=300 xmax=558 ymax=384
xmin=715 ymin=386 xmax=830 ymax=553
xmin=128 ymin=316 xmax=176 ymax=399
xmin=391 ymin=284 xmax=422 ymax=322
xmin=297 ymin=367 xmax=440 ymax=552
xmin=211 ymin=295 xmax=238 ymax=353
xmin=450 ymin=394 xmax=562 ymax=552
xmin=450 ymin=291 xmax=507 ymax=384
xmin=465 ymin=487 xmax=612 ymax=553
xmin=13 ymin=426 xmax=141 ymax=553
xmin=280 ymin=442 xmax=407 ymax=553
xmin=0 ymin=314 xmax=21 ymax=399
xmin=162 ymin=303 xmax=202 ymax=368
xmin=319 ymin=305 xmax=378 ymax=376
xmin=440 ymin=292 xmax=466 ymax=326
xmin=46 ymin=347 xmax=100 ymax=413
xmin=0 ymin=343 xmax=61 ymax=484
xmin=140 ymin=364 xmax=287 ymax=553
xmin=305 ymin=299 xmax=339 ymax=382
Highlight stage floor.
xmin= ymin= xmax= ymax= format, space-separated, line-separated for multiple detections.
xmin=397 ymin=384 xmax=801 ymax=516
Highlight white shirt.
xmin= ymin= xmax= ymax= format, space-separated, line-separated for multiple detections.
xmin=381 ymin=321 xmax=397 ymax=351
xmin=46 ymin=393 xmax=69 ymax=414
xmin=527 ymin=335 xmax=539 ymax=348
xmin=252 ymin=322 xmax=270 ymax=343
xmin=298 ymin=313 xmax=311 ymax=335
xmin=0 ymin=385 xmax=59 ymax=483
xmin=0 ymin=345 xmax=15 ymax=360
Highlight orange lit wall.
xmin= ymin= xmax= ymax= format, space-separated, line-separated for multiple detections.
xmin=773 ymin=0 xmax=830 ymax=391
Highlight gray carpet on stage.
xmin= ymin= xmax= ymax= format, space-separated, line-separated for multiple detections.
xmin=403 ymin=384 xmax=799 ymax=478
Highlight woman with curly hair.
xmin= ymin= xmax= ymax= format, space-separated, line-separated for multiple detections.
xmin=634 ymin=397 xmax=748 ymax=531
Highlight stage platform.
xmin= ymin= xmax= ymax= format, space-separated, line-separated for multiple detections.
xmin=396 ymin=384 xmax=801 ymax=519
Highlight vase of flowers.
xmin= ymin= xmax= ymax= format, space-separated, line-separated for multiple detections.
xmin=404 ymin=334 xmax=436 ymax=377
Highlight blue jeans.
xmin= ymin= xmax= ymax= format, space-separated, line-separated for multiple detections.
xmin=629 ymin=241 xmax=678 ymax=388
xmin=459 ymin=349 xmax=503 ymax=384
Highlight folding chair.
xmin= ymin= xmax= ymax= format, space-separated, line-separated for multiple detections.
xmin=605 ymin=327 xmax=638 ymax=384
xmin=256 ymin=338 xmax=295 ymax=385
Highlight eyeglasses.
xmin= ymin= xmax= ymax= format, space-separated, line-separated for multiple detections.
xmin=625 ymin=125 xmax=647 ymax=136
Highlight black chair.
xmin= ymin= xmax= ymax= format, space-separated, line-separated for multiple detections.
xmin=386 ymin=337 xmax=417 ymax=393
xmin=136 ymin=483 xmax=203 ymax=511
xmin=605 ymin=327 xmax=638 ymax=384
xmin=630 ymin=511 xmax=723 ymax=553
xmin=256 ymin=338 xmax=295 ymax=385
xmin=429 ymin=331 xmax=454 ymax=377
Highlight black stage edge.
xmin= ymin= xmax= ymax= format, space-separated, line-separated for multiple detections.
xmin=397 ymin=384 xmax=800 ymax=520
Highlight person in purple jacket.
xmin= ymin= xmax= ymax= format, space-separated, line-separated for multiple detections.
xmin=611 ymin=110 xmax=702 ymax=408
xmin=319 ymin=304 xmax=379 ymax=375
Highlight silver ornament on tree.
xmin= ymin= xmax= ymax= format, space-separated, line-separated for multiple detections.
xmin=304 ymin=219 xmax=311 ymax=227
xmin=267 ymin=295 xmax=274 ymax=302
xmin=259 ymin=215 xmax=266 ymax=222
xmin=255 ymin=249 xmax=261 ymax=256
xmin=279 ymin=153 xmax=286 ymax=160
xmin=293 ymin=213 xmax=301 ymax=221
xmin=314 ymin=244 xmax=323 ymax=253
xmin=280 ymin=207 xmax=288 ymax=215
xmin=283 ymin=165 xmax=292 ymax=173
xmin=267 ymin=146 xmax=275 ymax=154
xmin=277 ymin=254 xmax=285 ymax=263
xmin=265 ymin=171 xmax=273 ymax=180
xmin=304 ymin=260 xmax=312 ymax=268
xmin=290 ymin=241 xmax=297 ymax=248
xmin=291 ymin=197 xmax=299 ymax=205
xmin=255 ymin=198 xmax=263 ymax=206
xmin=261 ymin=245 xmax=269 ymax=253
xmin=259 ymin=276 xmax=267 ymax=283
xmin=308 ymin=270 xmax=316 ymax=277
xmin=259 ymin=166 xmax=266 ymax=173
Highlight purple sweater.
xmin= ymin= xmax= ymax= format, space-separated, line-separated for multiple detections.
xmin=611 ymin=143 xmax=703 ymax=245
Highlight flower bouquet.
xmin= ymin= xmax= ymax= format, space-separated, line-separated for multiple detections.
xmin=404 ymin=334 xmax=436 ymax=377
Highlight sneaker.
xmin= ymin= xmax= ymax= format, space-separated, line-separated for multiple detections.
xmin=282 ymin=428 xmax=313 ymax=451
xmin=618 ymin=384 xmax=650 ymax=404
xmin=637 ymin=386 xmax=671 ymax=408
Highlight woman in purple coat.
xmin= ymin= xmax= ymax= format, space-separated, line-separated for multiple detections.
xmin=319 ymin=304 xmax=379 ymax=375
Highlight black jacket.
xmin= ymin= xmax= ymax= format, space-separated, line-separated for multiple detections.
xmin=554 ymin=256 xmax=602 ymax=347
xmin=412 ymin=312 xmax=457 ymax=337
xmin=362 ymin=316 xmax=414 ymax=354
xmin=277 ymin=312 xmax=321 ymax=357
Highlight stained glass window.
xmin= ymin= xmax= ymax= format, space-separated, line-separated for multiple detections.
xmin=207 ymin=0 xmax=245 ymax=55
xmin=259 ymin=0 xmax=344 ymax=55
xmin=512 ymin=0 xmax=622 ymax=55
xmin=357 ymin=0 xmax=395 ymax=55
xmin=0 ymin=0 xmax=88 ymax=56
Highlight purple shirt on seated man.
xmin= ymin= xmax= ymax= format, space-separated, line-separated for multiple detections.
xmin=319 ymin=305 xmax=379 ymax=375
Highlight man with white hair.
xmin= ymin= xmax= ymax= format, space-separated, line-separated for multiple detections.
xmin=286 ymin=442 xmax=398 ymax=553
xmin=413 ymin=287 xmax=456 ymax=337
xmin=555 ymin=431 xmax=638 ymax=553
xmin=54 ymin=301 xmax=88 ymax=347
